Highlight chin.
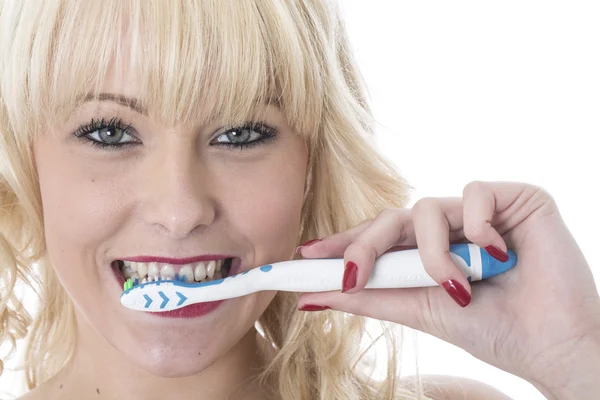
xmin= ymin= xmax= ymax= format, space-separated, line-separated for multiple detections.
xmin=116 ymin=335 xmax=230 ymax=378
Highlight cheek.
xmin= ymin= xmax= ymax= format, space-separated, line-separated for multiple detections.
xmin=222 ymin=152 xmax=307 ymax=257
xmin=35 ymin=142 xmax=125 ymax=274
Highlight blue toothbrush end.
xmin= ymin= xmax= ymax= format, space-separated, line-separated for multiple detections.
xmin=481 ymin=248 xmax=517 ymax=279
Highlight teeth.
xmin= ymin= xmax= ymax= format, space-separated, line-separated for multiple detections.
xmin=121 ymin=259 xmax=230 ymax=287
xmin=194 ymin=262 xmax=207 ymax=281
xmin=207 ymin=260 xmax=216 ymax=279
xmin=179 ymin=265 xmax=194 ymax=283
xmin=160 ymin=264 xmax=175 ymax=280
xmin=136 ymin=262 xmax=147 ymax=278
xmin=122 ymin=263 xmax=133 ymax=279
xmin=147 ymin=262 xmax=159 ymax=278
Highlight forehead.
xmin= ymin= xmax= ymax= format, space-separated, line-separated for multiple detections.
xmin=35 ymin=0 xmax=325 ymax=136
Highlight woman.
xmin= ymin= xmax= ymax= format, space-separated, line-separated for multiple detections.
xmin=0 ymin=1 xmax=598 ymax=399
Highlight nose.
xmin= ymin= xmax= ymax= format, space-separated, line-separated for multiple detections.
xmin=141 ymin=140 xmax=216 ymax=239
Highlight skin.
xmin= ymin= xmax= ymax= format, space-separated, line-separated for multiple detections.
xmin=20 ymin=32 xmax=513 ymax=400
xmin=299 ymin=181 xmax=600 ymax=399
xmin=21 ymin=64 xmax=513 ymax=399
xmin=28 ymin=62 xmax=308 ymax=399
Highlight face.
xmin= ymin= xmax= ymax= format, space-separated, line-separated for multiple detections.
xmin=33 ymin=63 xmax=308 ymax=376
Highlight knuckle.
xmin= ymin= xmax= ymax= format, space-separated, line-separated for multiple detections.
xmin=528 ymin=185 xmax=559 ymax=218
xmin=529 ymin=184 xmax=556 ymax=205
xmin=379 ymin=207 xmax=400 ymax=219
xmin=353 ymin=218 xmax=374 ymax=229
xmin=463 ymin=180 xmax=487 ymax=196
xmin=379 ymin=207 xmax=406 ymax=224
xmin=411 ymin=197 xmax=439 ymax=216
xmin=345 ymin=240 xmax=377 ymax=261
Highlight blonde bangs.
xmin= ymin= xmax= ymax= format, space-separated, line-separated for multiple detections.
xmin=2 ymin=0 xmax=327 ymax=138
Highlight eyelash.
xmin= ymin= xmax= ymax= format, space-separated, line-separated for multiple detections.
xmin=73 ymin=117 xmax=136 ymax=150
xmin=73 ymin=118 xmax=277 ymax=151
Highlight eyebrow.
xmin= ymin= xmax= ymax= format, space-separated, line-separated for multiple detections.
xmin=81 ymin=93 xmax=148 ymax=115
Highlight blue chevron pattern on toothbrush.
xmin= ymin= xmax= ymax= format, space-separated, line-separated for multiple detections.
xmin=143 ymin=294 xmax=152 ymax=308
xmin=159 ymin=291 xmax=169 ymax=309
xmin=176 ymin=292 xmax=187 ymax=306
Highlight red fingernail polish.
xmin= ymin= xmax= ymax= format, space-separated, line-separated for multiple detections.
xmin=484 ymin=245 xmax=509 ymax=262
xmin=295 ymin=239 xmax=321 ymax=254
xmin=342 ymin=261 xmax=358 ymax=293
xmin=441 ymin=279 xmax=471 ymax=307
xmin=299 ymin=304 xmax=331 ymax=311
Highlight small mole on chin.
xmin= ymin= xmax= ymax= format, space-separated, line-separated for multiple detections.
xmin=96 ymin=388 xmax=100 ymax=394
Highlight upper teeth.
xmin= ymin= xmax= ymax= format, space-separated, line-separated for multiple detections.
xmin=121 ymin=259 xmax=225 ymax=283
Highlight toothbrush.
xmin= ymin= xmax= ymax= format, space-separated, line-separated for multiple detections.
xmin=120 ymin=243 xmax=517 ymax=312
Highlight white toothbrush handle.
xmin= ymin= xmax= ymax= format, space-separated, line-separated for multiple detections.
xmin=121 ymin=244 xmax=515 ymax=310
xmin=257 ymin=246 xmax=479 ymax=292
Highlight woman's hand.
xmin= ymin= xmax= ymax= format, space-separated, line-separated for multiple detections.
xmin=296 ymin=181 xmax=600 ymax=399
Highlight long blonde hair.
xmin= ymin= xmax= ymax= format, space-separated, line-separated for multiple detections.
xmin=0 ymin=0 xmax=431 ymax=398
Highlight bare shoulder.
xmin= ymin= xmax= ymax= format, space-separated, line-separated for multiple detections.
xmin=399 ymin=374 xmax=512 ymax=400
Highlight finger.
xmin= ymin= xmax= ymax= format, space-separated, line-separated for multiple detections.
xmin=411 ymin=197 xmax=472 ymax=307
xmin=461 ymin=181 xmax=518 ymax=258
xmin=297 ymin=287 xmax=452 ymax=339
xmin=341 ymin=199 xmax=467 ymax=295
xmin=340 ymin=208 xmax=415 ymax=294
xmin=296 ymin=219 xmax=373 ymax=259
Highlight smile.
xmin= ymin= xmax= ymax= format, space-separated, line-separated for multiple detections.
xmin=116 ymin=257 xmax=234 ymax=284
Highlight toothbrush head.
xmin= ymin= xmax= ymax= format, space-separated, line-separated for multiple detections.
xmin=121 ymin=278 xmax=226 ymax=311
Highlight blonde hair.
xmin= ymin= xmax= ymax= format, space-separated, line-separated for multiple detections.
xmin=0 ymin=0 xmax=431 ymax=398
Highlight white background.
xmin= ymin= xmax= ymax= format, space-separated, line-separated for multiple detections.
xmin=2 ymin=1 xmax=600 ymax=398
xmin=341 ymin=1 xmax=600 ymax=399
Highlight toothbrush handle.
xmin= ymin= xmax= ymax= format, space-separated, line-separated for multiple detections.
xmin=259 ymin=244 xmax=515 ymax=292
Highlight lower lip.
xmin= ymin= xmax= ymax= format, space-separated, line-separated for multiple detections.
xmin=112 ymin=262 xmax=226 ymax=319
xmin=148 ymin=300 xmax=224 ymax=318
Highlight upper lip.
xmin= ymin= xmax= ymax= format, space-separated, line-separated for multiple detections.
xmin=116 ymin=255 xmax=234 ymax=265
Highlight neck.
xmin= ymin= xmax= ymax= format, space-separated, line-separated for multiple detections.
xmin=47 ymin=311 xmax=275 ymax=400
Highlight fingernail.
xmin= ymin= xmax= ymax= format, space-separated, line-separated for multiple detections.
xmin=441 ymin=279 xmax=471 ymax=307
xmin=342 ymin=261 xmax=358 ymax=293
xmin=295 ymin=238 xmax=321 ymax=254
xmin=299 ymin=304 xmax=331 ymax=311
xmin=484 ymin=245 xmax=509 ymax=262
